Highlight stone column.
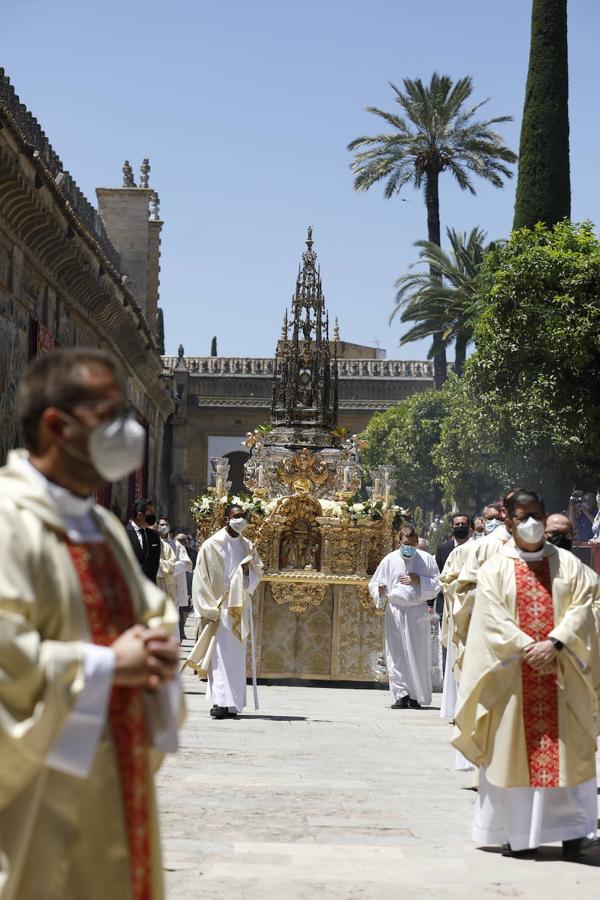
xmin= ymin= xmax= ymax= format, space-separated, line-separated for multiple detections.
xmin=147 ymin=191 xmax=163 ymax=336
xmin=168 ymin=362 xmax=191 ymax=528
xmin=96 ymin=161 xmax=152 ymax=315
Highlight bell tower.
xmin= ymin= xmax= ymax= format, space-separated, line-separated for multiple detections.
xmin=268 ymin=227 xmax=338 ymax=448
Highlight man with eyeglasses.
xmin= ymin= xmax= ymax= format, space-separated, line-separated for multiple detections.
xmin=454 ymin=489 xmax=600 ymax=859
xmin=0 ymin=348 xmax=182 ymax=900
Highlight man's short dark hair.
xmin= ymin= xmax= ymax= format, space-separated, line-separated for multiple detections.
xmin=133 ymin=498 xmax=153 ymax=517
xmin=451 ymin=512 xmax=471 ymax=526
xmin=505 ymin=489 xmax=545 ymax=517
xmin=400 ymin=524 xmax=418 ymax=539
xmin=224 ymin=502 xmax=244 ymax=517
xmin=17 ymin=348 xmax=124 ymax=452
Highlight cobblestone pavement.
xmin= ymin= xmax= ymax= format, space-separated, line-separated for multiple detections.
xmin=157 ymin=647 xmax=600 ymax=899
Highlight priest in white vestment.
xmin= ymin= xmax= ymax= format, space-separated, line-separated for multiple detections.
xmin=0 ymin=349 xmax=183 ymax=900
xmin=188 ymin=503 xmax=262 ymax=719
xmin=452 ymin=508 xmax=512 ymax=661
xmin=156 ymin=518 xmax=193 ymax=640
xmin=369 ymin=525 xmax=440 ymax=709
xmin=439 ymin=539 xmax=475 ymax=719
xmin=453 ymin=489 xmax=600 ymax=859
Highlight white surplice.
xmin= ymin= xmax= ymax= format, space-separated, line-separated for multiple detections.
xmin=474 ymin=768 xmax=597 ymax=851
xmin=369 ymin=548 xmax=440 ymax=705
xmin=207 ymin=531 xmax=259 ymax=713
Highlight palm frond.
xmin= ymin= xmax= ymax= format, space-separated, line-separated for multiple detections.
xmin=391 ymin=226 xmax=493 ymax=355
xmin=348 ymin=73 xmax=516 ymax=211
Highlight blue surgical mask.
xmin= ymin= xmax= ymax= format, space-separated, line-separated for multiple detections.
xmin=400 ymin=545 xmax=417 ymax=559
xmin=484 ymin=519 xmax=502 ymax=535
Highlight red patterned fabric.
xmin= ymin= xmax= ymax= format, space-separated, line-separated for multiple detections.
xmin=514 ymin=557 xmax=560 ymax=788
xmin=67 ymin=542 xmax=152 ymax=900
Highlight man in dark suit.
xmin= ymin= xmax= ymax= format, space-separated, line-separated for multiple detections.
xmin=125 ymin=497 xmax=161 ymax=583
xmin=434 ymin=513 xmax=473 ymax=616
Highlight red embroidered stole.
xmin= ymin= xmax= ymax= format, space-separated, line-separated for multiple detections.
xmin=514 ymin=557 xmax=560 ymax=788
xmin=67 ymin=542 xmax=152 ymax=900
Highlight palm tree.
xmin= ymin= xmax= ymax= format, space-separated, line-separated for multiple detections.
xmin=392 ymin=227 xmax=490 ymax=376
xmin=348 ymin=73 xmax=516 ymax=387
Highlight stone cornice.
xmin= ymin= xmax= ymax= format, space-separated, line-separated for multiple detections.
xmin=163 ymin=355 xmax=437 ymax=380
xmin=193 ymin=397 xmax=398 ymax=411
xmin=0 ymin=72 xmax=157 ymax=358
xmin=0 ymin=129 xmax=172 ymax=420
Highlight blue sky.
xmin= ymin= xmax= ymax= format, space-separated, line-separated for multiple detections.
xmin=3 ymin=1 xmax=599 ymax=360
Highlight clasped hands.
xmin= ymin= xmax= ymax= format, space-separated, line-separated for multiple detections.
xmin=378 ymin=574 xmax=420 ymax=596
xmin=112 ymin=625 xmax=179 ymax=691
xmin=397 ymin=574 xmax=420 ymax=587
xmin=522 ymin=639 xmax=558 ymax=675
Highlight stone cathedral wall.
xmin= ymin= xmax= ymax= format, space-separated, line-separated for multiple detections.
xmin=0 ymin=69 xmax=172 ymax=515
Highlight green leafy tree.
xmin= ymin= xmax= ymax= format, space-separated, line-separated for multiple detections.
xmin=348 ymin=73 xmax=516 ymax=387
xmin=393 ymin=227 xmax=490 ymax=375
xmin=361 ymin=389 xmax=451 ymax=511
xmin=513 ymin=0 xmax=570 ymax=229
xmin=436 ymin=222 xmax=600 ymax=510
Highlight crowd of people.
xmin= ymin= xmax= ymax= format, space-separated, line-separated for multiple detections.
xmin=124 ymin=500 xmax=197 ymax=641
xmin=1 ymin=347 xmax=600 ymax=900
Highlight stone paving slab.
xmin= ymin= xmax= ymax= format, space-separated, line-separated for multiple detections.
xmin=156 ymin=650 xmax=600 ymax=898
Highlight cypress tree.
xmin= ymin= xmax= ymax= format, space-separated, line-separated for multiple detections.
xmin=210 ymin=336 xmax=218 ymax=357
xmin=513 ymin=0 xmax=570 ymax=230
xmin=155 ymin=307 xmax=165 ymax=354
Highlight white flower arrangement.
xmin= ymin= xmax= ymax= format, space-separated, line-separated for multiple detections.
xmin=192 ymin=494 xmax=268 ymax=520
xmin=191 ymin=493 xmax=409 ymax=526
xmin=319 ymin=498 xmax=343 ymax=517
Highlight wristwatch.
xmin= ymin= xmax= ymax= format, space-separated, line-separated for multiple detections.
xmin=550 ymin=638 xmax=563 ymax=651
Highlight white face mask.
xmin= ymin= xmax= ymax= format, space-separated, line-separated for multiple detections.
xmin=61 ymin=412 xmax=145 ymax=482
xmin=158 ymin=524 xmax=170 ymax=536
xmin=515 ymin=516 xmax=545 ymax=546
xmin=484 ymin=518 xmax=501 ymax=534
xmin=228 ymin=517 xmax=248 ymax=534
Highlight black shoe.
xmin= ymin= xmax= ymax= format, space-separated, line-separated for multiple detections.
xmin=391 ymin=696 xmax=410 ymax=709
xmin=501 ymin=843 xmax=537 ymax=858
xmin=210 ymin=706 xmax=231 ymax=719
xmin=562 ymin=837 xmax=598 ymax=859
xmin=407 ymin=698 xmax=422 ymax=709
